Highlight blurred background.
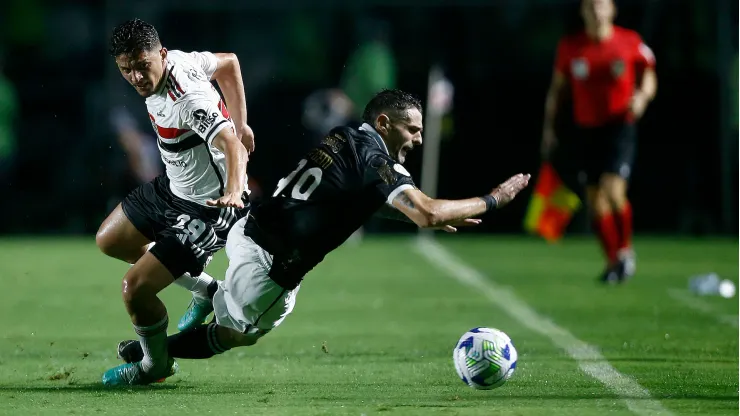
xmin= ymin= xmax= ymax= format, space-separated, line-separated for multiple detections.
xmin=0 ymin=0 xmax=737 ymax=237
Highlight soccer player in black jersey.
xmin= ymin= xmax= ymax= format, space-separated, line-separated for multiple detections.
xmin=115 ymin=89 xmax=530 ymax=381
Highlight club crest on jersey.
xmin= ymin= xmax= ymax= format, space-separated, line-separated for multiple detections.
xmin=377 ymin=161 xmax=396 ymax=185
xmin=188 ymin=68 xmax=207 ymax=82
xmin=571 ymin=58 xmax=589 ymax=79
xmin=193 ymin=109 xmax=218 ymax=133
xmin=393 ymin=163 xmax=410 ymax=177
xmin=611 ymin=59 xmax=626 ymax=77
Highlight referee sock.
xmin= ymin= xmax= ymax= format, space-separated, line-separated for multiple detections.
xmin=592 ymin=212 xmax=620 ymax=264
xmin=615 ymin=201 xmax=633 ymax=250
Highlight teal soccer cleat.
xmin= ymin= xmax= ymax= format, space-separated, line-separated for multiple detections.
xmin=177 ymin=296 xmax=214 ymax=331
xmin=102 ymin=357 xmax=179 ymax=386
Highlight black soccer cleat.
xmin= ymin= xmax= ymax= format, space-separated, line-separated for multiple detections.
xmin=599 ymin=265 xmax=620 ymax=285
xmin=117 ymin=339 xmax=144 ymax=364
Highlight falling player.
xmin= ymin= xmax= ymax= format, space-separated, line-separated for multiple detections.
xmin=541 ymin=0 xmax=657 ymax=283
xmin=108 ymin=89 xmax=530 ymax=385
xmin=97 ymin=18 xmax=253 ymax=384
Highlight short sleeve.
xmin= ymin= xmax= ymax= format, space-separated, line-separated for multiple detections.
xmin=177 ymin=93 xmax=231 ymax=144
xmin=635 ymin=39 xmax=656 ymax=70
xmin=188 ymin=51 xmax=219 ymax=80
xmin=363 ymin=154 xmax=417 ymax=205
xmin=554 ymin=38 xmax=570 ymax=75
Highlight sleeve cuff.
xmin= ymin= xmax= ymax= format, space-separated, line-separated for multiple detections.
xmin=205 ymin=120 xmax=231 ymax=145
xmin=386 ymin=184 xmax=415 ymax=205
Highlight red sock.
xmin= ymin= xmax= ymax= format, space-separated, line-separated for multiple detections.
xmin=592 ymin=212 xmax=620 ymax=264
xmin=616 ymin=201 xmax=633 ymax=250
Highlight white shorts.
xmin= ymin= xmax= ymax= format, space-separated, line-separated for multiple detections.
xmin=212 ymin=217 xmax=300 ymax=339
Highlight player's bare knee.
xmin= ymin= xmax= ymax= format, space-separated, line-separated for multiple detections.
xmin=96 ymin=229 xmax=135 ymax=261
xmin=587 ymin=188 xmax=611 ymax=216
xmin=95 ymin=228 xmax=117 ymax=257
xmin=121 ymin=270 xmax=153 ymax=305
xmin=599 ymin=177 xmax=627 ymax=209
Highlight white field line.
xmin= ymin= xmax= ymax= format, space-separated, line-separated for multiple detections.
xmin=414 ymin=237 xmax=673 ymax=416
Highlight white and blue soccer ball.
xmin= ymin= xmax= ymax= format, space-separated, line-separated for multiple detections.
xmin=453 ymin=327 xmax=518 ymax=390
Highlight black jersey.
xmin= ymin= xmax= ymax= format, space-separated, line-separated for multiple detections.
xmin=245 ymin=124 xmax=416 ymax=289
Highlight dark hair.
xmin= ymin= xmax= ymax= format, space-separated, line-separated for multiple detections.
xmin=109 ymin=18 xmax=161 ymax=57
xmin=362 ymin=89 xmax=423 ymax=124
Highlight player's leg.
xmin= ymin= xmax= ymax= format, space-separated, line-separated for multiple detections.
xmin=176 ymin=206 xmax=250 ymax=332
xmin=103 ymin=208 xmax=223 ymax=386
xmin=117 ymin=322 xmax=263 ymax=363
xmin=118 ymin=218 xmax=300 ymax=363
xmin=586 ymin=184 xmax=620 ymax=282
xmin=600 ymin=123 xmax=637 ymax=280
xmin=98 ymin=177 xmax=220 ymax=315
xmin=102 ymin=245 xmax=181 ymax=386
xmin=96 ymin=203 xmax=151 ymax=264
xmin=580 ymin=128 xmax=621 ymax=283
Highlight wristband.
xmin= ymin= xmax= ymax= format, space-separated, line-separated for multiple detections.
xmin=480 ymin=194 xmax=498 ymax=211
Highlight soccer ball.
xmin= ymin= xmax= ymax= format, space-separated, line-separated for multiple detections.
xmin=453 ymin=327 xmax=518 ymax=390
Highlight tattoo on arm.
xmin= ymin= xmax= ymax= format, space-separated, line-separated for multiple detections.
xmin=396 ymin=192 xmax=415 ymax=209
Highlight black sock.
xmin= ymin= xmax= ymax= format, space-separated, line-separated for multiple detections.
xmin=121 ymin=323 xmax=230 ymax=361
xmin=170 ymin=323 xmax=230 ymax=358
xmin=207 ymin=281 xmax=218 ymax=300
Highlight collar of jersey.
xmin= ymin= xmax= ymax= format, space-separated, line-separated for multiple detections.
xmin=359 ymin=123 xmax=389 ymax=155
xmin=153 ymin=64 xmax=172 ymax=96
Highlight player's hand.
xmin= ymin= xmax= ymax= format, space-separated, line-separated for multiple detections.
xmin=237 ymin=123 xmax=255 ymax=153
xmin=490 ymin=173 xmax=531 ymax=208
xmin=541 ymin=127 xmax=558 ymax=160
xmin=206 ymin=191 xmax=245 ymax=209
xmin=629 ymin=91 xmax=649 ymax=120
xmin=438 ymin=219 xmax=482 ymax=233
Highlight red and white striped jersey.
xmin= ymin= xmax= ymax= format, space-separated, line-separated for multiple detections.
xmin=145 ymin=50 xmax=248 ymax=206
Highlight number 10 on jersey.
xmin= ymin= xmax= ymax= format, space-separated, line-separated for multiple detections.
xmin=273 ymin=159 xmax=323 ymax=200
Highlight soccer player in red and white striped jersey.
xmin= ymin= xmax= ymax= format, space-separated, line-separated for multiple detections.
xmin=542 ymin=0 xmax=657 ymax=283
xmin=98 ymin=19 xmax=254 ymax=385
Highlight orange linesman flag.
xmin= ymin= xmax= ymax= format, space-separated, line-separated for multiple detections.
xmin=523 ymin=162 xmax=581 ymax=242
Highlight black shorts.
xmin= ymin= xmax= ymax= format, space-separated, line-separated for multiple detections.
xmin=121 ymin=174 xmax=249 ymax=277
xmin=576 ymin=122 xmax=636 ymax=185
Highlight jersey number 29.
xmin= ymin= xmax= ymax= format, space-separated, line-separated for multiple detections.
xmin=273 ymin=159 xmax=323 ymax=200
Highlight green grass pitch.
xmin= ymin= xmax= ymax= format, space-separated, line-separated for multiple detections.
xmin=0 ymin=235 xmax=737 ymax=415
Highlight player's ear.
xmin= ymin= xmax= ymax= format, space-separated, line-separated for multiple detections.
xmin=375 ymin=114 xmax=391 ymax=135
xmin=160 ymin=47 xmax=168 ymax=62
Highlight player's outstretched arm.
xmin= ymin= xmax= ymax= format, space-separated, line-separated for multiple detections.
xmin=374 ymin=204 xmax=481 ymax=233
xmin=207 ymin=129 xmax=249 ymax=209
xmin=211 ymin=53 xmax=254 ymax=152
xmin=390 ymin=173 xmax=530 ymax=229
